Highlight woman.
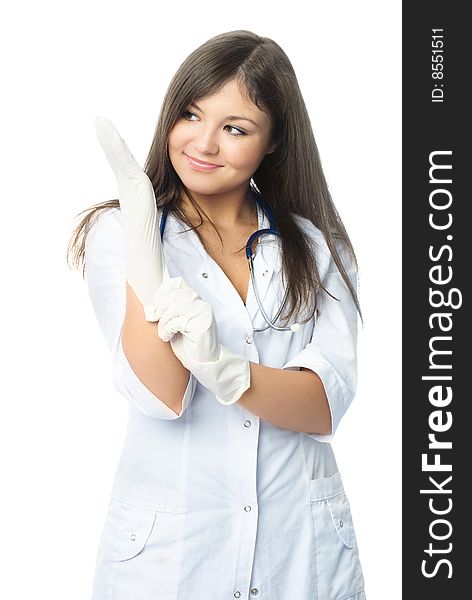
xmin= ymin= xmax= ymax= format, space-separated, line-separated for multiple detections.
xmin=68 ymin=29 xmax=366 ymax=600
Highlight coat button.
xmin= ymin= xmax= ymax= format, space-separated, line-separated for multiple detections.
xmin=251 ymin=589 xmax=259 ymax=596
xmin=245 ymin=336 xmax=253 ymax=344
xmin=244 ymin=505 xmax=252 ymax=512
xmin=339 ymin=520 xmax=344 ymax=528
xmin=130 ymin=533 xmax=136 ymax=541
xmin=233 ymin=592 xmax=241 ymax=598
xmin=202 ymin=272 xmax=209 ymax=278
xmin=244 ymin=420 xmax=252 ymax=428
xmin=262 ymin=269 xmax=268 ymax=276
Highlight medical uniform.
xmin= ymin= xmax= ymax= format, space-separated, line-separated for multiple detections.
xmin=85 ymin=203 xmax=366 ymax=600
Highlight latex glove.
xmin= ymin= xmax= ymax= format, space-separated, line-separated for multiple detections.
xmin=94 ymin=117 xmax=168 ymax=320
xmin=153 ymin=276 xmax=251 ymax=406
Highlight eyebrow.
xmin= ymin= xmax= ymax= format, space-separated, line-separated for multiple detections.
xmin=190 ymin=102 xmax=260 ymax=128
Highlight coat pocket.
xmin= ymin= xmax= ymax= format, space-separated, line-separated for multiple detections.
xmin=327 ymin=490 xmax=356 ymax=549
xmin=309 ymin=472 xmax=365 ymax=599
xmin=104 ymin=498 xmax=157 ymax=562
xmin=92 ymin=498 xmax=184 ymax=599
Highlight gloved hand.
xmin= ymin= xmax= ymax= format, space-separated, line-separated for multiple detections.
xmin=94 ymin=117 xmax=168 ymax=320
xmin=153 ymin=276 xmax=251 ymax=406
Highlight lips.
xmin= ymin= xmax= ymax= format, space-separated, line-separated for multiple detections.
xmin=185 ymin=154 xmax=223 ymax=170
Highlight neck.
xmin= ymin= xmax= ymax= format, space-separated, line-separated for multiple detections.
xmin=181 ymin=187 xmax=258 ymax=229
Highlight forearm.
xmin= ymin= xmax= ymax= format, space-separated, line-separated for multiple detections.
xmin=237 ymin=363 xmax=332 ymax=435
xmin=122 ymin=282 xmax=190 ymax=414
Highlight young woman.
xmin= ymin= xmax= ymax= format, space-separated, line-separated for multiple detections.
xmin=68 ymin=29 xmax=366 ymax=600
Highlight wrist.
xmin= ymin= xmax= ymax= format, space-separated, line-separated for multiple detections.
xmin=173 ymin=342 xmax=251 ymax=405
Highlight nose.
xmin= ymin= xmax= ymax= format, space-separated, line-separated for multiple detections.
xmin=193 ymin=125 xmax=219 ymax=156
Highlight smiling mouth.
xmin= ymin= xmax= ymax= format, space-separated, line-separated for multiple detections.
xmin=185 ymin=154 xmax=223 ymax=169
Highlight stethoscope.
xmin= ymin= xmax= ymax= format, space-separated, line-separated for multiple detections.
xmin=159 ymin=193 xmax=300 ymax=333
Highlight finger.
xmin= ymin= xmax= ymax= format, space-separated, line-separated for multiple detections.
xmin=152 ymin=278 xmax=199 ymax=319
xmin=156 ymin=299 xmax=191 ymax=329
xmin=94 ymin=116 xmax=143 ymax=181
xmin=157 ymin=313 xmax=189 ymax=342
xmin=155 ymin=276 xmax=192 ymax=295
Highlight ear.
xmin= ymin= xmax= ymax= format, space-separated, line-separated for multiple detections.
xmin=266 ymin=141 xmax=278 ymax=155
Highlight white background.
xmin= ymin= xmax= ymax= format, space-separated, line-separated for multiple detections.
xmin=0 ymin=1 xmax=401 ymax=598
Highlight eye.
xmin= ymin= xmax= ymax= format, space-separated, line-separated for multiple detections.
xmin=224 ymin=125 xmax=246 ymax=136
xmin=182 ymin=110 xmax=198 ymax=121
xmin=180 ymin=109 xmax=246 ymax=136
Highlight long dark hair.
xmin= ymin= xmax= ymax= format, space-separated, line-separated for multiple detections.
xmin=67 ymin=29 xmax=362 ymax=325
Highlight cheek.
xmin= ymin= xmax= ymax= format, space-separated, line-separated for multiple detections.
xmin=225 ymin=142 xmax=268 ymax=170
xmin=168 ymin=125 xmax=187 ymax=154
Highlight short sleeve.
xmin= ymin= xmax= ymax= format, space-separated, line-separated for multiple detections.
xmin=84 ymin=208 xmax=196 ymax=419
xmin=282 ymin=247 xmax=359 ymax=442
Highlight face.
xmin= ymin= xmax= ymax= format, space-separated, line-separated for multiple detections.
xmin=168 ymin=78 xmax=276 ymax=200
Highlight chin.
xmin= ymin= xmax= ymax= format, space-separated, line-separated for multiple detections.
xmin=181 ymin=184 xmax=227 ymax=197
xmin=176 ymin=175 xmax=229 ymax=196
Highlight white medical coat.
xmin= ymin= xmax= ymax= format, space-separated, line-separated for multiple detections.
xmin=85 ymin=203 xmax=366 ymax=600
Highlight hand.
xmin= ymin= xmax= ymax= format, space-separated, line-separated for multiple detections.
xmin=94 ymin=117 xmax=168 ymax=320
xmin=154 ymin=277 xmax=251 ymax=405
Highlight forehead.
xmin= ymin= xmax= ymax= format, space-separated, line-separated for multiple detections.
xmin=194 ymin=79 xmax=269 ymax=121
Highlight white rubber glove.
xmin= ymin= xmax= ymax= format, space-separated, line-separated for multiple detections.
xmin=94 ymin=117 xmax=168 ymax=320
xmin=153 ymin=276 xmax=251 ymax=406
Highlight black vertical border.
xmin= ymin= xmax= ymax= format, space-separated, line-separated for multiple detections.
xmin=403 ymin=3 xmax=468 ymax=596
